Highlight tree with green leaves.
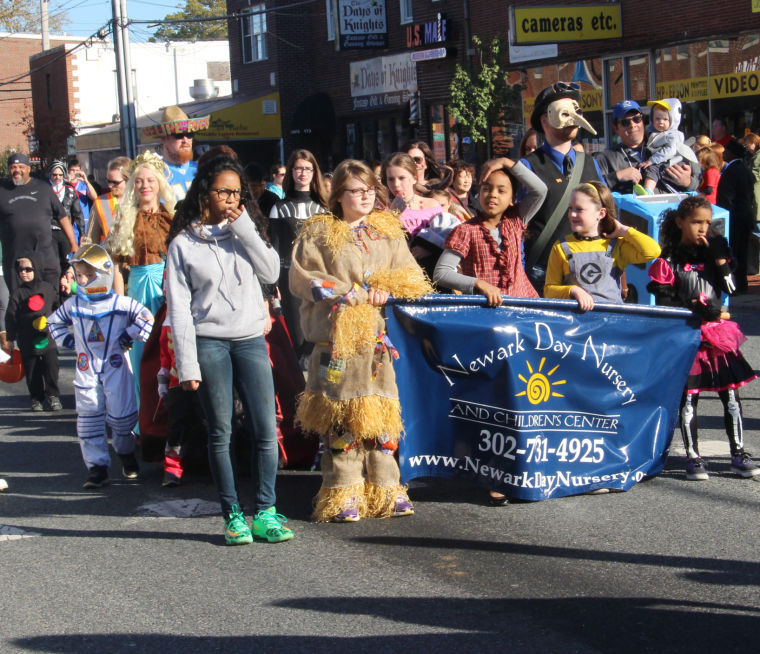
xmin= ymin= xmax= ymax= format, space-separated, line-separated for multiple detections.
xmin=449 ymin=36 xmax=523 ymax=156
xmin=150 ymin=0 xmax=228 ymax=42
xmin=0 ymin=0 xmax=68 ymax=33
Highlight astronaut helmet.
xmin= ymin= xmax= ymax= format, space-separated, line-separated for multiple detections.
xmin=70 ymin=243 xmax=114 ymax=300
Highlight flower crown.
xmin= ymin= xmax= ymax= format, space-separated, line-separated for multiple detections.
xmin=130 ymin=150 xmax=168 ymax=178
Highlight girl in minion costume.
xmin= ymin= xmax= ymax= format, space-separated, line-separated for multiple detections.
xmin=289 ymin=160 xmax=432 ymax=523
xmin=48 ymin=244 xmax=154 ymax=488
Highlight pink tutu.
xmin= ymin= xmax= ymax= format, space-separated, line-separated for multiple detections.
xmin=687 ymin=320 xmax=756 ymax=393
xmin=700 ymin=319 xmax=746 ymax=354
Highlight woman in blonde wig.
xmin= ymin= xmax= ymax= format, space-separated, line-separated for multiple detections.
xmin=290 ymin=159 xmax=431 ymax=523
xmin=106 ymin=150 xmax=176 ymax=401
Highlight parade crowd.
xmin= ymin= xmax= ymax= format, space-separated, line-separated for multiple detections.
xmin=0 ymin=83 xmax=758 ymax=545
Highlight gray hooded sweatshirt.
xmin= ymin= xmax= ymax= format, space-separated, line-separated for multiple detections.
xmin=165 ymin=210 xmax=280 ymax=382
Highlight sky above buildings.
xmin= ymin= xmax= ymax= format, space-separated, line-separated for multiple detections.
xmin=56 ymin=0 xmax=166 ymax=41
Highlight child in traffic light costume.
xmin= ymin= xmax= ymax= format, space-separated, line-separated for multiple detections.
xmin=48 ymin=244 xmax=154 ymax=488
xmin=5 ymin=252 xmax=61 ymax=411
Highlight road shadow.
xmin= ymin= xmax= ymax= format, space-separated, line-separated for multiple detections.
xmin=348 ymin=535 xmax=760 ymax=587
xmin=14 ymin=594 xmax=760 ymax=653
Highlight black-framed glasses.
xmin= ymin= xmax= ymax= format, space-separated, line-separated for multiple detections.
xmin=344 ymin=187 xmax=376 ymax=198
xmin=18 ymin=267 xmax=34 ymax=273
xmin=211 ymin=187 xmax=241 ymax=200
xmin=171 ymin=132 xmax=195 ymax=140
xmin=106 ymin=178 xmax=124 ymax=186
xmin=293 ymin=166 xmax=314 ymax=174
xmin=618 ymin=114 xmax=643 ymax=128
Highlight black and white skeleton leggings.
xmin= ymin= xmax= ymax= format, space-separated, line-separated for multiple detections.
xmin=679 ymin=389 xmax=744 ymax=459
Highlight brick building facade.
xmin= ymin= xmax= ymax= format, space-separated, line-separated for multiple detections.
xmin=226 ymin=0 xmax=760 ymax=170
xmin=0 ymin=33 xmax=75 ymax=163
xmin=29 ymin=45 xmax=79 ymax=164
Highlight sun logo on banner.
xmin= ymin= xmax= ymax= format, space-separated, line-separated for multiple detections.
xmin=515 ymin=357 xmax=566 ymax=405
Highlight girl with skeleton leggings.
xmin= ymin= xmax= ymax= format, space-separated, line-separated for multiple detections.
xmin=648 ymin=196 xmax=757 ymax=480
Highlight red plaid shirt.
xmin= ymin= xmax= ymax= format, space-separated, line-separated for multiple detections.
xmin=444 ymin=210 xmax=538 ymax=298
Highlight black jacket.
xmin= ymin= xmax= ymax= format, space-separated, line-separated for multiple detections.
xmin=52 ymin=184 xmax=85 ymax=239
xmin=5 ymin=251 xmax=58 ymax=354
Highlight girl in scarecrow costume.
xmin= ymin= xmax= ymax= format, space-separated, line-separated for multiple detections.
xmin=289 ymin=159 xmax=432 ymax=522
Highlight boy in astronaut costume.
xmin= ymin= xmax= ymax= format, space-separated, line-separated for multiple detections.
xmin=48 ymin=244 xmax=154 ymax=488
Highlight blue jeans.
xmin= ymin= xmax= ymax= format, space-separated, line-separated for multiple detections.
xmin=195 ymin=335 xmax=278 ymax=516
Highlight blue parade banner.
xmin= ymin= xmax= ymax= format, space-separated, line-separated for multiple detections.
xmin=386 ymin=296 xmax=701 ymax=501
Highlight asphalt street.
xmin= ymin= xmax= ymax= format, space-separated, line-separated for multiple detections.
xmin=1 ymin=289 xmax=759 ymax=654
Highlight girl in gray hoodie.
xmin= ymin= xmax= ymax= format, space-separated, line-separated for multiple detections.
xmin=165 ymin=155 xmax=293 ymax=546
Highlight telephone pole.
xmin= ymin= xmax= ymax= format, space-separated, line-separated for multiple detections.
xmin=111 ymin=0 xmax=137 ymax=157
xmin=40 ymin=0 xmax=50 ymax=50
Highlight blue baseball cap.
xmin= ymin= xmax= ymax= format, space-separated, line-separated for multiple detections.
xmin=612 ymin=100 xmax=642 ymax=121
xmin=7 ymin=152 xmax=30 ymax=167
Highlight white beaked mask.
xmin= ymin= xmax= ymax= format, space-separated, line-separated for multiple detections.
xmin=547 ymin=98 xmax=597 ymax=136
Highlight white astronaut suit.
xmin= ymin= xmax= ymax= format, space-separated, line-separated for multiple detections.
xmin=48 ymin=244 xmax=154 ymax=470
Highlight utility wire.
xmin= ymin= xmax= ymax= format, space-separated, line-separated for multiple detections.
xmin=0 ymin=24 xmax=111 ymax=86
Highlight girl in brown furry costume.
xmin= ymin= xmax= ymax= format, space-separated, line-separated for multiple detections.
xmin=289 ymin=159 xmax=432 ymax=522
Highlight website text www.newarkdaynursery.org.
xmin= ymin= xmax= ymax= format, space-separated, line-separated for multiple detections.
xmin=407 ymin=454 xmax=642 ymax=493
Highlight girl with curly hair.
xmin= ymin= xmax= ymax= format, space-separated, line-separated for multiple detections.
xmin=105 ymin=151 xmax=176 ymax=402
xmin=165 ymin=154 xmax=292 ymax=545
xmin=648 ymin=195 xmax=758 ymax=481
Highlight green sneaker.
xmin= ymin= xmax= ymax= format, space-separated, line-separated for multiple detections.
xmin=223 ymin=505 xmax=253 ymax=546
xmin=252 ymin=506 xmax=294 ymax=543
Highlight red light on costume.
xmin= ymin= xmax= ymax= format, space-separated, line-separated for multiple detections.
xmin=28 ymin=295 xmax=44 ymax=312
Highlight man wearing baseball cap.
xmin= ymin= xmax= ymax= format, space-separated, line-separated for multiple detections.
xmin=596 ymin=99 xmax=698 ymax=194
xmin=0 ymin=153 xmax=78 ymax=296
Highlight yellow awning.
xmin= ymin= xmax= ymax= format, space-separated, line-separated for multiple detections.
xmin=76 ymin=92 xmax=282 ymax=152
xmin=204 ymin=92 xmax=281 ymax=140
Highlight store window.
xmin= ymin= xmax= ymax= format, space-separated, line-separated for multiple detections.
xmin=655 ymin=34 xmax=760 ymax=137
xmin=400 ymin=0 xmax=413 ymax=25
xmin=430 ymin=104 xmax=446 ymax=163
xmin=520 ymin=60 xmax=605 ymax=151
xmin=242 ymin=5 xmax=268 ymax=63
xmin=326 ymin=0 xmax=335 ymax=41
xmin=602 ymin=53 xmax=652 ymax=146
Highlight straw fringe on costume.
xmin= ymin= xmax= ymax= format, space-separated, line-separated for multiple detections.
xmin=300 ymin=211 xmax=407 ymax=256
xmin=365 ymin=481 xmax=407 ymax=518
xmin=366 ymin=265 xmax=431 ymax=299
xmin=312 ymin=482 xmax=367 ymax=523
xmin=312 ymin=480 xmax=408 ymax=521
xmin=331 ymin=303 xmax=377 ymax=361
xmin=295 ymin=391 xmax=403 ymax=442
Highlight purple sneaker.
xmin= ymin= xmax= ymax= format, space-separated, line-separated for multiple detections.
xmin=685 ymin=458 xmax=709 ymax=481
xmin=392 ymin=494 xmax=414 ymax=517
xmin=333 ymin=498 xmax=360 ymax=523
xmin=730 ymin=452 xmax=760 ymax=478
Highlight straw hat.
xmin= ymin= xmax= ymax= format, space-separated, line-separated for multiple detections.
xmin=142 ymin=105 xmax=210 ymax=139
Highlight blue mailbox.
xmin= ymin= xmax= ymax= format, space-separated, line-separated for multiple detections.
xmin=613 ymin=193 xmax=730 ymax=305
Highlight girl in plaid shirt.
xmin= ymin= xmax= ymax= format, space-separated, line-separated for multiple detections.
xmin=434 ymin=158 xmax=547 ymax=305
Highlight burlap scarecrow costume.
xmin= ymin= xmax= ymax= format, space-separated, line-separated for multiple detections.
xmin=289 ymin=210 xmax=431 ymax=522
